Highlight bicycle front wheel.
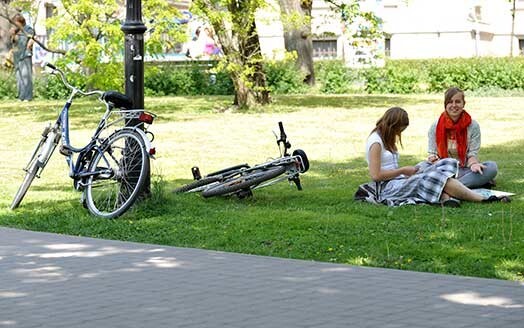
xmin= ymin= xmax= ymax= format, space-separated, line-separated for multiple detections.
xmin=85 ymin=130 xmax=149 ymax=218
xmin=10 ymin=160 xmax=40 ymax=209
xmin=201 ymin=166 xmax=286 ymax=198
xmin=11 ymin=126 xmax=57 ymax=209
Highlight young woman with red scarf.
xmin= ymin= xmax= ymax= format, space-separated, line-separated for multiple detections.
xmin=427 ymin=87 xmax=498 ymax=191
xmin=356 ymin=107 xmax=502 ymax=208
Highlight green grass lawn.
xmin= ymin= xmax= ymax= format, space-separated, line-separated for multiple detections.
xmin=0 ymin=94 xmax=523 ymax=281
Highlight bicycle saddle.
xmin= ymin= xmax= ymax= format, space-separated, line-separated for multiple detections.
xmin=102 ymin=91 xmax=133 ymax=109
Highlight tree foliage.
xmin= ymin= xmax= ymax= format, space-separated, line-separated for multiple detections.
xmin=0 ymin=0 xmax=65 ymax=55
xmin=278 ymin=0 xmax=384 ymax=87
xmin=192 ymin=0 xmax=270 ymax=109
xmin=326 ymin=0 xmax=383 ymax=48
xmin=1 ymin=0 xmax=186 ymax=90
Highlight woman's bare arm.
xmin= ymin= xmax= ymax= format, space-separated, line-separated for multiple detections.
xmin=368 ymin=143 xmax=417 ymax=181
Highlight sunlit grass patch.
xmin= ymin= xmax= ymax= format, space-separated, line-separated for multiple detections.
xmin=0 ymin=94 xmax=523 ymax=281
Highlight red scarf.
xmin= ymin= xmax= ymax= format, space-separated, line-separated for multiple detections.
xmin=436 ymin=111 xmax=472 ymax=167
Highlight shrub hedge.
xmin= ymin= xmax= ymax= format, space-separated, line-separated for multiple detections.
xmin=0 ymin=70 xmax=17 ymax=100
xmin=363 ymin=57 xmax=524 ymax=94
xmin=1 ymin=57 xmax=524 ymax=99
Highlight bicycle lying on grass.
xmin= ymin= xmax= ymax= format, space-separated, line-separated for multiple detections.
xmin=174 ymin=122 xmax=309 ymax=198
xmin=10 ymin=63 xmax=157 ymax=219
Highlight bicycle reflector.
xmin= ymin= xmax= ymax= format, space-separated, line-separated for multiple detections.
xmin=139 ymin=112 xmax=154 ymax=124
xmin=149 ymin=147 xmax=156 ymax=156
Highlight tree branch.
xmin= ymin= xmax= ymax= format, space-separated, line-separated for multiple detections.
xmin=0 ymin=11 xmax=66 ymax=55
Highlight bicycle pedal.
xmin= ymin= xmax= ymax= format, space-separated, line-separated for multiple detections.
xmin=191 ymin=166 xmax=202 ymax=180
xmin=80 ymin=193 xmax=88 ymax=209
xmin=73 ymin=179 xmax=85 ymax=191
xmin=289 ymin=175 xmax=302 ymax=191
xmin=236 ymin=189 xmax=253 ymax=199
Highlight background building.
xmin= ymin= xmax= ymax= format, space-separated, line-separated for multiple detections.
xmin=1 ymin=0 xmax=523 ymax=67
xmin=381 ymin=0 xmax=524 ymax=59
xmin=258 ymin=0 xmax=524 ymax=64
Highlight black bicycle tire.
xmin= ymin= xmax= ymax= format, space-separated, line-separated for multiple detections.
xmin=10 ymin=129 xmax=55 ymax=209
xmin=202 ymin=165 xmax=286 ymax=198
xmin=173 ymin=176 xmax=221 ymax=193
xmin=293 ymin=149 xmax=310 ymax=173
xmin=10 ymin=161 xmax=40 ymax=209
xmin=85 ymin=130 xmax=149 ymax=219
xmin=207 ymin=163 xmax=249 ymax=177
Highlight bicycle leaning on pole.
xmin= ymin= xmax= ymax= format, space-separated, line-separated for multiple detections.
xmin=10 ymin=63 xmax=157 ymax=219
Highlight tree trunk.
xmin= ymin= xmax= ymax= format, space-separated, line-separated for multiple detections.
xmin=195 ymin=0 xmax=270 ymax=109
xmin=233 ymin=75 xmax=258 ymax=108
xmin=279 ymin=0 xmax=315 ymax=85
xmin=243 ymin=18 xmax=271 ymax=105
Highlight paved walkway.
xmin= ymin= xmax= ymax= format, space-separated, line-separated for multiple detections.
xmin=0 ymin=228 xmax=523 ymax=328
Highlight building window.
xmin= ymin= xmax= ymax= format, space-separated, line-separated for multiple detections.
xmin=312 ymin=39 xmax=337 ymax=59
xmin=385 ymin=38 xmax=391 ymax=57
xmin=519 ymin=39 xmax=524 ymax=56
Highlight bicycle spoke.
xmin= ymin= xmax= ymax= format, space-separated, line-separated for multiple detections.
xmin=86 ymin=131 xmax=148 ymax=218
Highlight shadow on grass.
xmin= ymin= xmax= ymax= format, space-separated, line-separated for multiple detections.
xmin=1 ymin=139 xmax=523 ymax=281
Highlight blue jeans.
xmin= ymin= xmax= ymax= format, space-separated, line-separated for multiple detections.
xmin=458 ymin=161 xmax=498 ymax=189
xmin=15 ymin=57 xmax=33 ymax=101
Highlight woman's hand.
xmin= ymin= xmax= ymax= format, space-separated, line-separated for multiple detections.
xmin=470 ymin=163 xmax=486 ymax=174
xmin=401 ymin=166 xmax=419 ymax=177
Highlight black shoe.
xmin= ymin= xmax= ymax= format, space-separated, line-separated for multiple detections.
xmin=442 ymin=198 xmax=461 ymax=207
xmin=482 ymin=195 xmax=511 ymax=203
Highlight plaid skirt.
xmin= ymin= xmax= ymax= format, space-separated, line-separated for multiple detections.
xmin=355 ymin=158 xmax=459 ymax=207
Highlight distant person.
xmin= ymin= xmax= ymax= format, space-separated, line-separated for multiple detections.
xmin=427 ymin=87 xmax=498 ymax=188
xmin=10 ymin=14 xmax=34 ymax=101
xmin=186 ymin=26 xmax=203 ymax=59
xmin=355 ymin=107 xmax=508 ymax=207
xmin=203 ymin=27 xmax=220 ymax=56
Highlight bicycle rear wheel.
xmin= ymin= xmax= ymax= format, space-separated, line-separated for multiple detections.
xmin=202 ymin=166 xmax=286 ymax=198
xmin=84 ymin=130 xmax=149 ymax=218
xmin=173 ymin=176 xmax=221 ymax=193
xmin=174 ymin=164 xmax=248 ymax=193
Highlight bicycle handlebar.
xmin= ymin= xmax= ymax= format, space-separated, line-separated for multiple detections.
xmin=276 ymin=121 xmax=292 ymax=156
xmin=45 ymin=62 xmax=57 ymax=70
xmin=43 ymin=62 xmax=104 ymax=98
xmin=278 ymin=121 xmax=286 ymax=141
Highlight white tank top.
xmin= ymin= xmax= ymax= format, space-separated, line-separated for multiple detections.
xmin=366 ymin=132 xmax=399 ymax=171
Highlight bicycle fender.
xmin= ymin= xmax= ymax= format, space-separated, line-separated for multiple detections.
xmin=116 ymin=127 xmax=155 ymax=159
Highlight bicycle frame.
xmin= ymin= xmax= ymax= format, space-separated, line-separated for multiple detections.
xmin=245 ymin=155 xmax=304 ymax=190
xmin=41 ymin=65 xmax=155 ymax=188
xmin=188 ymin=155 xmax=304 ymax=194
xmin=177 ymin=121 xmax=307 ymax=197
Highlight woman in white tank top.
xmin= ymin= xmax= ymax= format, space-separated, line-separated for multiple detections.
xmin=356 ymin=107 xmax=506 ymax=207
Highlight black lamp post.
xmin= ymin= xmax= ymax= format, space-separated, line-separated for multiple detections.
xmin=121 ymin=0 xmax=146 ymax=108
xmin=121 ymin=0 xmax=150 ymax=194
